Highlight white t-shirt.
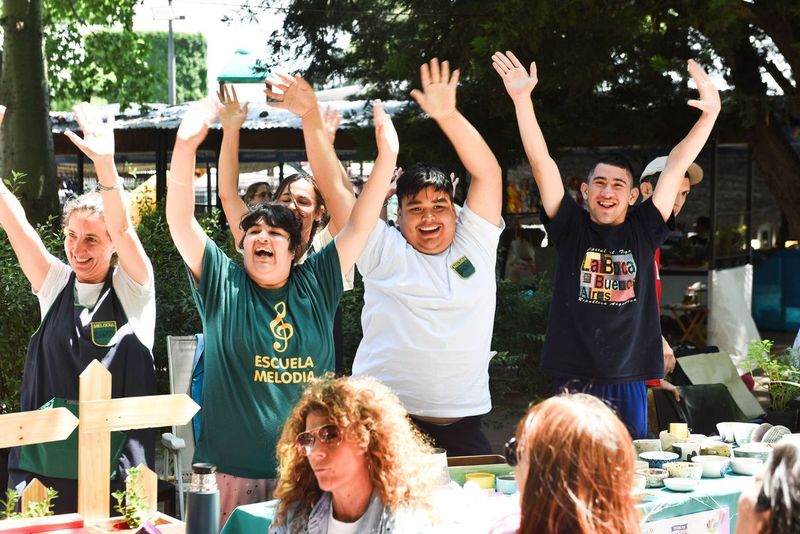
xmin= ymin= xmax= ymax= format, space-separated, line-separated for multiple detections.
xmin=327 ymin=507 xmax=367 ymax=534
xmin=34 ymin=259 xmax=156 ymax=351
xmin=297 ymin=225 xmax=354 ymax=291
xmin=354 ymin=205 xmax=504 ymax=417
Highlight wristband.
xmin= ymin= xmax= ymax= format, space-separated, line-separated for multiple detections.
xmin=98 ymin=181 xmax=123 ymax=192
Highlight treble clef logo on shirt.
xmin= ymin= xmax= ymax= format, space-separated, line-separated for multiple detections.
xmin=270 ymin=301 xmax=294 ymax=353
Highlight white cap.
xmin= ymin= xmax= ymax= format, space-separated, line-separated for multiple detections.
xmin=640 ymin=156 xmax=703 ymax=186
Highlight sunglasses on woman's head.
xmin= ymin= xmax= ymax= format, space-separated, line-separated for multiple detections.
xmin=295 ymin=424 xmax=342 ymax=456
xmin=504 ymin=437 xmax=518 ymax=467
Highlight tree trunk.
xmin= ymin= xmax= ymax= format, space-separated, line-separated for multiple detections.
xmin=0 ymin=0 xmax=58 ymax=223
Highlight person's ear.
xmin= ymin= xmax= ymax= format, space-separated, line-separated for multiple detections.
xmin=640 ymin=181 xmax=652 ymax=198
xmin=580 ymin=182 xmax=588 ymax=200
xmin=629 ymin=187 xmax=640 ymax=206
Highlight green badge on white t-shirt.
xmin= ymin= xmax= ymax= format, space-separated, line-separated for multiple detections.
xmin=451 ymin=256 xmax=476 ymax=279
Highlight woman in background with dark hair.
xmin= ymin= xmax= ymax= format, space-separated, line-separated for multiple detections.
xmin=500 ymin=393 xmax=639 ymax=534
xmin=242 ymin=181 xmax=272 ymax=207
xmin=736 ymin=439 xmax=800 ymax=534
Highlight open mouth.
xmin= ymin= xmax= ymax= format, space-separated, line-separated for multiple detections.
xmin=597 ymin=200 xmax=617 ymax=209
xmin=254 ymin=247 xmax=274 ymax=258
xmin=73 ymin=256 xmax=92 ymax=266
xmin=418 ymin=225 xmax=441 ymax=237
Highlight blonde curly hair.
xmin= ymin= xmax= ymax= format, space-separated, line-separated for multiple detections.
xmin=273 ymin=373 xmax=438 ymax=525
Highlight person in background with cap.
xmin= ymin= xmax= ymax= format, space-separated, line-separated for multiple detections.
xmin=638 ymin=156 xmax=703 ymax=402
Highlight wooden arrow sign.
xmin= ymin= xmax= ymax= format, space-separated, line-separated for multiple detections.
xmin=80 ymin=394 xmax=199 ymax=432
xmin=0 ymin=408 xmax=79 ymax=448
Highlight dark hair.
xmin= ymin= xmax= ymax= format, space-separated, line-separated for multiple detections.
xmin=587 ymin=153 xmax=635 ymax=185
xmin=396 ymin=162 xmax=455 ymax=208
xmin=238 ymin=203 xmax=304 ymax=261
xmin=756 ymin=440 xmax=800 ymax=534
xmin=243 ymin=181 xmax=272 ymax=205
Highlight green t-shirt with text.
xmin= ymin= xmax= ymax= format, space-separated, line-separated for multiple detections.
xmin=190 ymin=237 xmax=343 ymax=478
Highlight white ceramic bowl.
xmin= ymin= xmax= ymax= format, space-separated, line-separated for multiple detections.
xmin=663 ymin=477 xmax=700 ymax=492
xmin=732 ymin=422 xmax=760 ymax=445
xmin=663 ymin=461 xmax=703 ymax=480
xmin=730 ymin=457 xmax=764 ymax=476
xmin=644 ymin=468 xmax=669 ymax=488
xmin=716 ymin=422 xmax=737 ymax=443
xmin=691 ymin=455 xmax=730 ymax=478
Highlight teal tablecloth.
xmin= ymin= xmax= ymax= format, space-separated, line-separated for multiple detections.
xmin=220 ymin=470 xmax=754 ymax=534
xmin=638 ymin=472 xmax=753 ymax=532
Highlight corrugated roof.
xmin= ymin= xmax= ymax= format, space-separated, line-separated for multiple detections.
xmin=51 ymin=100 xmax=410 ymax=134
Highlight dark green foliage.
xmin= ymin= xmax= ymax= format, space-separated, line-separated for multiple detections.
xmin=49 ymin=31 xmax=208 ymax=110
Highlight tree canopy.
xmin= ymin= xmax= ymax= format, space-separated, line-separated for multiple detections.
xmin=255 ymin=0 xmax=800 ymax=237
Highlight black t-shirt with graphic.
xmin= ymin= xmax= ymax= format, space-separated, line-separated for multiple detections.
xmin=540 ymin=194 xmax=672 ymax=383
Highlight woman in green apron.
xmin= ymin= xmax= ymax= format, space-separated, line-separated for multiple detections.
xmin=1 ymin=103 xmax=156 ymax=513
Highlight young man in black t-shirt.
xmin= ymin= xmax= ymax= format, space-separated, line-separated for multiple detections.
xmin=492 ymin=51 xmax=720 ymax=437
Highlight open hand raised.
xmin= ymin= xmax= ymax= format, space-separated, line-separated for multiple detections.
xmin=265 ymin=73 xmax=317 ymax=118
xmin=686 ymin=59 xmax=721 ymax=117
xmin=492 ymin=51 xmax=537 ymax=102
xmin=323 ymin=105 xmax=341 ymax=144
xmin=176 ymin=97 xmax=221 ymax=149
xmin=410 ymin=58 xmax=458 ymax=120
xmin=374 ymin=100 xmax=399 ymax=158
xmin=217 ymin=84 xmax=249 ymax=131
xmin=65 ymin=102 xmax=116 ymax=163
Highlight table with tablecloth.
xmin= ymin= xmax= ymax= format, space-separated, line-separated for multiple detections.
xmin=220 ymin=467 xmax=754 ymax=534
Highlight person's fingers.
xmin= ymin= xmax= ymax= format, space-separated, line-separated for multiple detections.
xmin=231 ymin=85 xmax=239 ymax=103
xmin=275 ymin=71 xmax=294 ymax=84
xmin=264 ymin=87 xmax=284 ymax=101
xmin=64 ymin=130 xmax=89 ymax=154
xmin=216 ymin=89 xmax=224 ymax=103
xmin=498 ymin=52 xmax=514 ymax=70
xmin=441 ymin=60 xmax=450 ymax=84
xmin=410 ymin=88 xmax=425 ymax=107
xmin=449 ymin=69 xmax=460 ymax=89
xmin=430 ymin=58 xmax=441 ymax=84
xmin=420 ymin=62 xmax=431 ymax=87
xmin=530 ymin=61 xmax=538 ymax=80
xmin=507 ymin=51 xmax=523 ymax=69
xmin=242 ymin=102 xmax=249 ymax=116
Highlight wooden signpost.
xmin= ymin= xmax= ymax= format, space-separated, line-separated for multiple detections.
xmin=0 ymin=359 xmax=200 ymax=531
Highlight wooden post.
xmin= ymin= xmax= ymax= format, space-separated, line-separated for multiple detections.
xmin=78 ymin=360 xmax=112 ymax=519
xmin=20 ymin=479 xmax=47 ymax=513
xmin=135 ymin=464 xmax=158 ymax=516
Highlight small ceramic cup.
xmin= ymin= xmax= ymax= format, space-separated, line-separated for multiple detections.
xmin=663 ymin=461 xmax=703 ymax=480
xmin=495 ymin=475 xmax=518 ymax=495
xmin=644 ymin=468 xmax=669 ymax=488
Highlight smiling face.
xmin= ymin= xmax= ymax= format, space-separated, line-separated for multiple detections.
xmin=581 ymin=163 xmax=637 ymax=226
xmin=397 ymin=186 xmax=457 ymax=255
xmin=275 ymin=179 xmax=324 ymax=244
xmin=241 ymin=220 xmax=294 ymax=288
xmin=304 ymin=411 xmax=371 ymax=497
xmin=639 ymin=175 xmax=692 ymax=216
xmin=63 ymin=210 xmax=114 ymax=283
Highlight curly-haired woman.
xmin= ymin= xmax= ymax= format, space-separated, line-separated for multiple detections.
xmin=500 ymin=393 xmax=639 ymax=534
xmin=269 ymin=374 xmax=438 ymax=533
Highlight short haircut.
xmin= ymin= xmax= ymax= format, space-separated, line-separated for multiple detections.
xmin=238 ymin=203 xmax=303 ymax=260
xmin=63 ymin=192 xmax=105 ymax=225
xmin=396 ymin=162 xmax=454 ymax=208
xmin=587 ymin=153 xmax=635 ymax=185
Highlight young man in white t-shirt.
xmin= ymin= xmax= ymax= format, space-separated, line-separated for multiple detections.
xmin=352 ymin=58 xmax=504 ymax=455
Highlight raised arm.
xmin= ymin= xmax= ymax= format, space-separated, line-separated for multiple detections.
xmin=0 ymin=106 xmax=55 ymax=291
xmin=65 ymin=103 xmax=151 ymax=286
xmin=652 ymin=60 xmax=720 ymax=221
xmin=216 ymin=84 xmax=250 ymax=248
xmin=492 ymin=51 xmax=564 ymax=219
xmin=411 ymin=58 xmax=502 ymax=225
xmin=334 ymin=100 xmax=398 ymax=272
xmin=166 ymin=98 xmax=222 ymax=282
xmin=266 ymin=73 xmax=355 ymax=236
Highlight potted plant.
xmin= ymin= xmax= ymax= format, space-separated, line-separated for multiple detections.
xmin=746 ymin=339 xmax=800 ymax=430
